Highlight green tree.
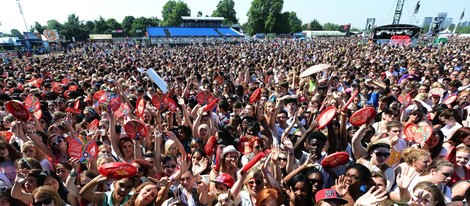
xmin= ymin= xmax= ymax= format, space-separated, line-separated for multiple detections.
xmin=94 ymin=16 xmax=109 ymax=33
xmin=456 ymin=26 xmax=470 ymax=34
xmin=83 ymin=21 xmax=95 ymax=34
xmin=246 ymin=0 xmax=284 ymax=35
xmin=212 ymin=0 xmax=238 ymax=24
xmin=33 ymin=22 xmax=47 ymax=34
xmin=287 ymin=11 xmax=302 ymax=33
xmin=10 ymin=29 xmax=24 ymax=39
xmin=197 ymin=11 xmax=203 ymax=17
xmin=161 ymin=0 xmax=190 ymax=26
xmin=46 ymin=19 xmax=63 ymax=31
xmin=131 ymin=17 xmax=159 ymax=36
xmin=61 ymin=14 xmax=88 ymax=41
xmin=106 ymin=18 xmax=122 ymax=33
xmin=122 ymin=16 xmax=135 ymax=36
xmin=309 ymin=19 xmax=323 ymax=30
xmin=323 ymin=22 xmax=339 ymax=31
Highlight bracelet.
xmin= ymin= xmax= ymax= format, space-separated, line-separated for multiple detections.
xmin=289 ymin=152 xmax=295 ymax=155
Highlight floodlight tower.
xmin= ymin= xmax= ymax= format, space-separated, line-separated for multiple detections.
xmin=392 ymin=0 xmax=406 ymax=24
xmin=16 ymin=0 xmax=29 ymax=32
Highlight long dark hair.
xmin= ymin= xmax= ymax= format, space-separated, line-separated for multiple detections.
xmin=288 ymin=174 xmax=314 ymax=206
xmin=40 ymin=170 xmax=69 ymax=203
xmin=0 ymin=140 xmax=21 ymax=162
xmin=428 ymin=129 xmax=444 ymax=159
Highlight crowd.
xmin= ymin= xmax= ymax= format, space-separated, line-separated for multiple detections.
xmin=0 ymin=36 xmax=469 ymax=206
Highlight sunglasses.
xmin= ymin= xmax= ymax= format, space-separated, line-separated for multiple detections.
xmin=441 ymin=172 xmax=452 ymax=177
xmin=50 ymin=138 xmax=64 ymax=147
xmin=137 ymin=167 xmax=144 ymax=172
xmin=164 ymin=164 xmax=177 ymax=169
xmin=248 ymin=180 xmax=262 ymax=185
xmin=309 ymin=178 xmax=322 ymax=185
xmin=33 ymin=198 xmax=53 ymax=206
xmin=277 ymin=157 xmax=287 ymax=161
xmin=254 ymin=145 xmax=261 ymax=150
xmin=374 ymin=152 xmax=391 ymax=158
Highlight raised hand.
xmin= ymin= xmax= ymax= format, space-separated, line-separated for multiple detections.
xmin=396 ymin=166 xmax=417 ymax=190
xmin=354 ymin=186 xmax=387 ymax=206
xmin=303 ymin=153 xmax=318 ymax=168
xmin=335 ymin=175 xmax=350 ymax=197
xmin=192 ymin=157 xmax=208 ymax=176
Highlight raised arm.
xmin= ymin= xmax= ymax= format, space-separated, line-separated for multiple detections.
xmin=165 ymin=131 xmax=187 ymax=158
xmin=22 ymin=122 xmax=54 ymax=157
xmin=109 ymin=112 xmax=124 ymax=160
xmin=79 ymin=175 xmax=107 ymax=204
xmin=351 ymin=121 xmax=372 ymax=160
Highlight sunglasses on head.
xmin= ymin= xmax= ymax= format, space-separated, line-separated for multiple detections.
xmin=33 ymin=198 xmax=53 ymax=206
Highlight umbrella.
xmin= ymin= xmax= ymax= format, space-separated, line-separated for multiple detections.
xmin=299 ymin=64 xmax=331 ymax=78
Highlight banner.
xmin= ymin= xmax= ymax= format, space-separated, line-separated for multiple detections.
xmin=365 ymin=18 xmax=376 ymax=32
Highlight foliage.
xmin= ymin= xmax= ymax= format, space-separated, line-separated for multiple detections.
xmin=456 ymin=26 xmax=470 ymax=34
xmin=161 ymin=0 xmax=191 ymax=26
xmin=212 ymin=0 xmax=238 ymax=24
xmin=130 ymin=17 xmax=159 ymax=37
xmin=246 ymin=0 xmax=284 ymax=35
xmin=33 ymin=22 xmax=47 ymax=34
xmin=323 ymin=22 xmax=340 ymax=31
xmin=106 ymin=18 xmax=122 ymax=33
xmin=10 ymin=29 xmax=24 ymax=39
xmin=60 ymin=14 xmax=88 ymax=41
xmin=197 ymin=11 xmax=203 ymax=17
xmin=46 ymin=20 xmax=63 ymax=31
xmin=122 ymin=16 xmax=135 ymax=36
xmin=287 ymin=12 xmax=302 ymax=33
xmin=302 ymin=19 xmax=323 ymax=31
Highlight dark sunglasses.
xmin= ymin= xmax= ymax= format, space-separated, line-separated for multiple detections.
xmin=164 ymin=164 xmax=177 ymax=169
xmin=33 ymin=198 xmax=53 ymax=206
xmin=374 ymin=152 xmax=391 ymax=158
xmin=309 ymin=178 xmax=322 ymax=185
xmin=50 ymin=137 xmax=64 ymax=146
xmin=248 ymin=180 xmax=262 ymax=185
xmin=137 ymin=167 xmax=144 ymax=172
xmin=441 ymin=172 xmax=452 ymax=177
xmin=277 ymin=157 xmax=287 ymax=161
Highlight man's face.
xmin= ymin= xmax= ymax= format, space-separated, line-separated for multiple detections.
xmin=387 ymin=126 xmax=402 ymax=139
xmin=305 ymin=138 xmax=324 ymax=157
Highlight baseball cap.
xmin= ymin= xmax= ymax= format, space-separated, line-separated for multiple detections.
xmin=210 ymin=173 xmax=235 ymax=188
xmin=315 ymin=188 xmax=348 ymax=204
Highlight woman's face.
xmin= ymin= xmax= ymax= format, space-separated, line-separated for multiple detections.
xmin=113 ymin=178 xmax=135 ymax=201
xmin=0 ymin=146 xmax=9 ymax=159
xmin=25 ymin=176 xmax=38 ymax=193
xmin=425 ymin=134 xmax=440 ymax=149
xmin=99 ymin=147 xmax=111 ymax=157
xmin=164 ymin=159 xmax=177 ymax=175
xmin=252 ymin=141 xmax=262 ymax=155
xmin=460 ymin=135 xmax=470 ymax=147
xmin=191 ymin=152 xmax=202 ymax=165
xmin=136 ymin=184 xmax=158 ymax=205
xmin=293 ymin=181 xmax=308 ymax=201
xmin=49 ymin=135 xmax=66 ymax=150
xmin=372 ymin=177 xmax=386 ymax=193
xmin=198 ymin=127 xmax=209 ymax=140
xmin=433 ymin=166 xmax=454 ymax=184
xmin=21 ymin=146 xmax=36 ymax=158
xmin=456 ymin=151 xmax=470 ymax=167
xmin=121 ymin=141 xmax=134 ymax=157
xmin=413 ymin=155 xmax=431 ymax=173
xmin=246 ymin=176 xmax=264 ymax=196
xmin=39 ymin=119 xmax=48 ymax=130
xmin=179 ymin=171 xmax=195 ymax=190
xmin=410 ymin=188 xmax=436 ymax=206
xmin=370 ymin=147 xmax=391 ymax=166
xmin=344 ymin=168 xmax=361 ymax=187
xmin=44 ymin=176 xmax=60 ymax=191
xmin=55 ymin=166 xmax=70 ymax=182
xmin=308 ymin=173 xmax=323 ymax=194
xmin=277 ymin=153 xmax=287 ymax=168
xmin=167 ymin=143 xmax=178 ymax=156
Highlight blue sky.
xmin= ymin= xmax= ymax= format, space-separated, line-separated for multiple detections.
xmin=0 ymin=0 xmax=467 ymax=33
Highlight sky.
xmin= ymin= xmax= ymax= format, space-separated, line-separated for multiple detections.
xmin=0 ymin=0 xmax=468 ymax=34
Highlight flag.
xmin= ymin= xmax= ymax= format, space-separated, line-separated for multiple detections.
xmin=461 ymin=9 xmax=465 ymax=20
xmin=414 ymin=1 xmax=420 ymax=14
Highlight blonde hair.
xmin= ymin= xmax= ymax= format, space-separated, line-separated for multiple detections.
xmin=32 ymin=185 xmax=65 ymax=206
xmin=456 ymin=146 xmax=470 ymax=154
xmin=403 ymin=148 xmax=430 ymax=164
xmin=21 ymin=141 xmax=48 ymax=161
xmin=96 ymin=156 xmax=115 ymax=166
xmin=164 ymin=139 xmax=176 ymax=155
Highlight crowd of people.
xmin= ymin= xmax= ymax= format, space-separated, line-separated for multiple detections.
xmin=0 ymin=36 xmax=469 ymax=206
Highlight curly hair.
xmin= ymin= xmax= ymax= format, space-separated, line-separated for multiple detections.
xmin=123 ymin=182 xmax=157 ymax=206
xmin=402 ymin=148 xmax=430 ymax=165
